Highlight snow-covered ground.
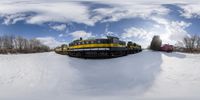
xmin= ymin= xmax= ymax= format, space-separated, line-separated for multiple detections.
xmin=0 ymin=51 xmax=200 ymax=100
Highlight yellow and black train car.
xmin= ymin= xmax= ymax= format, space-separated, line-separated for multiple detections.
xmin=54 ymin=44 xmax=68 ymax=55
xmin=55 ymin=36 xmax=142 ymax=58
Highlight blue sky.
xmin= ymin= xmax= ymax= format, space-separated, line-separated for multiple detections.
xmin=0 ymin=0 xmax=200 ymax=48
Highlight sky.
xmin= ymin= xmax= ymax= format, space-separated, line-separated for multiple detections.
xmin=0 ymin=0 xmax=200 ymax=48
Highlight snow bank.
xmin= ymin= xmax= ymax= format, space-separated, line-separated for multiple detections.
xmin=0 ymin=51 xmax=200 ymax=100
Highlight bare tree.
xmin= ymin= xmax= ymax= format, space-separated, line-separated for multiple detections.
xmin=23 ymin=39 xmax=30 ymax=50
xmin=183 ymin=36 xmax=192 ymax=49
xmin=182 ymin=35 xmax=200 ymax=52
xmin=0 ymin=35 xmax=50 ymax=54
xmin=191 ymin=35 xmax=199 ymax=49
xmin=16 ymin=36 xmax=24 ymax=50
xmin=0 ymin=37 xmax=2 ymax=49
xmin=197 ymin=36 xmax=200 ymax=48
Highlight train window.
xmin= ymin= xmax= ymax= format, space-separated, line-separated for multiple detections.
xmin=107 ymin=39 xmax=111 ymax=43
xmin=86 ymin=41 xmax=89 ymax=44
xmin=101 ymin=39 xmax=106 ymax=43
xmin=97 ymin=40 xmax=101 ymax=44
xmin=91 ymin=41 xmax=94 ymax=44
xmin=123 ymin=42 xmax=126 ymax=45
xmin=106 ymin=39 xmax=111 ymax=43
xmin=100 ymin=40 xmax=104 ymax=43
xmin=119 ymin=41 xmax=126 ymax=45
xmin=93 ymin=40 xmax=97 ymax=44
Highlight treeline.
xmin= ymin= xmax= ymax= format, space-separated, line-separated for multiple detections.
xmin=174 ymin=35 xmax=200 ymax=53
xmin=0 ymin=35 xmax=50 ymax=54
xmin=182 ymin=35 xmax=200 ymax=53
xmin=149 ymin=35 xmax=200 ymax=53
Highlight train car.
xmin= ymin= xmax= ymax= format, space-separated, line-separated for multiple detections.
xmin=54 ymin=44 xmax=68 ymax=55
xmin=55 ymin=36 xmax=142 ymax=58
xmin=54 ymin=47 xmax=62 ymax=53
xmin=67 ymin=36 xmax=127 ymax=58
xmin=160 ymin=44 xmax=173 ymax=52
xmin=127 ymin=41 xmax=142 ymax=54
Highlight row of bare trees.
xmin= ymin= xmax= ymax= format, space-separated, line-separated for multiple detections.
xmin=175 ymin=35 xmax=200 ymax=53
xmin=183 ymin=35 xmax=200 ymax=49
xmin=0 ymin=35 xmax=50 ymax=54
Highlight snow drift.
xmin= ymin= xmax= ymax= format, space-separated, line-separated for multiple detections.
xmin=0 ymin=51 xmax=200 ymax=100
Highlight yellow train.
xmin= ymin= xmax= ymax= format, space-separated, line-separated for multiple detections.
xmin=127 ymin=41 xmax=142 ymax=54
xmin=54 ymin=44 xmax=68 ymax=55
xmin=55 ymin=36 xmax=142 ymax=58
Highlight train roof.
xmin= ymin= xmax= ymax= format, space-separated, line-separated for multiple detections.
xmin=71 ymin=36 xmax=120 ymax=43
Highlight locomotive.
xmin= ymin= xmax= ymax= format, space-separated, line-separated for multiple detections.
xmin=55 ymin=36 xmax=142 ymax=58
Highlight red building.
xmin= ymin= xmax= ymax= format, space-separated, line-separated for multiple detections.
xmin=160 ymin=44 xmax=173 ymax=52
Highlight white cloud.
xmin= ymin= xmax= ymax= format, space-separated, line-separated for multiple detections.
xmin=0 ymin=0 xmax=194 ymax=44
xmin=59 ymin=34 xmax=64 ymax=37
xmin=104 ymin=23 xmax=118 ymax=37
xmin=122 ymin=17 xmax=191 ymax=47
xmin=93 ymin=4 xmax=169 ymax=22
xmin=122 ymin=27 xmax=154 ymax=40
xmin=167 ymin=21 xmax=191 ymax=40
xmin=36 ymin=37 xmax=66 ymax=48
xmin=91 ymin=0 xmax=200 ymax=4
xmin=58 ymin=33 xmax=69 ymax=37
xmin=70 ymin=30 xmax=93 ymax=40
xmin=50 ymin=24 xmax=66 ymax=31
xmin=179 ymin=4 xmax=200 ymax=18
xmin=2 ymin=13 xmax=26 ymax=25
xmin=122 ymin=27 xmax=155 ymax=47
xmin=0 ymin=1 xmax=96 ymax=26
xmin=1 ymin=0 xmax=199 ymax=4
xmin=0 ymin=0 xmax=172 ymax=27
xmin=151 ymin=17 xmax=191 ymax=42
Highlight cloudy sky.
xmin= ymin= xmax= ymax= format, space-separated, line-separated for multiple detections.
xmin=0 ymin=0 xmax=200 ymax=48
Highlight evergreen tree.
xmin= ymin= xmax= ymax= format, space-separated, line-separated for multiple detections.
xmin=150 ymin=35 xmax=162 ymax=51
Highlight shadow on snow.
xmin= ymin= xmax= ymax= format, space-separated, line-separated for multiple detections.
xmin=162 ymin=52 xmax=186 ymax=59
xmin=67 ymin=50 xmax=163 ymax=96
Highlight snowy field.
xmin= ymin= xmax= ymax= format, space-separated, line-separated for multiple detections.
xmin=0 ymin=50 xmax=200 ymax=100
